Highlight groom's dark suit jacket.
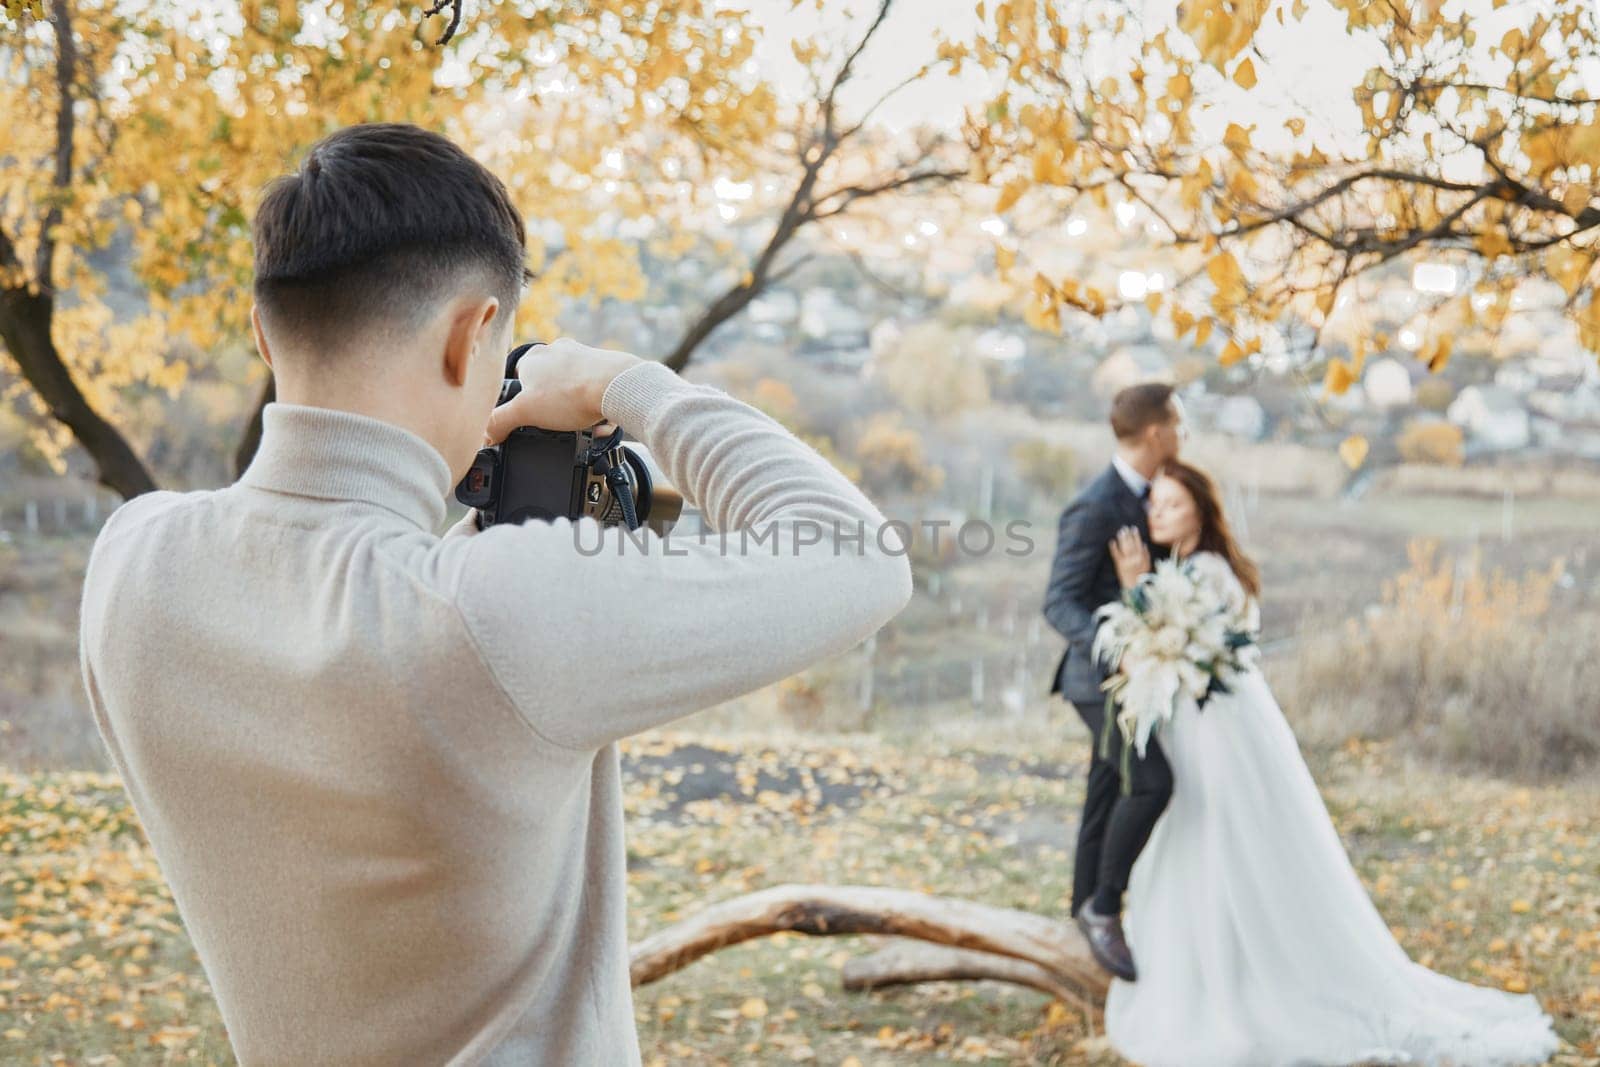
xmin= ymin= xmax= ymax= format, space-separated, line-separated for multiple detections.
xmin=1043 ymin=463 xmax=1158 ymax=708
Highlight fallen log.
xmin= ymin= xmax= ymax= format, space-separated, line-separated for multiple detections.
xmin=628 ymin=883 xmax=1108 ymax=1003
xmin=842 ymin=941 xmax=1085 ymax=1002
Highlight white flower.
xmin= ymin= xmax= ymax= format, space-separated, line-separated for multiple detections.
xmin=1094 ymin=553 xmax=1261 ymax=760
xmin=1153 ymin=624 xmax=1188 ymax=658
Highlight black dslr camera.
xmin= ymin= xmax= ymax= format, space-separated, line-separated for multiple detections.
xmin=454 ymin=343 xmax=682 ymax=535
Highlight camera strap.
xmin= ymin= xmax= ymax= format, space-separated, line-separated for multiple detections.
xmin=582 ymin=428 xmax=641 ymax=531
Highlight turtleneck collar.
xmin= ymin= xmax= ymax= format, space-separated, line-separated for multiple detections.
xmin=238 ymin=402 xmax=453 ymax=532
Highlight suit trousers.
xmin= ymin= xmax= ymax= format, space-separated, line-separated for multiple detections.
xmin=1070 ymin=696 xmax=1174 ymax=917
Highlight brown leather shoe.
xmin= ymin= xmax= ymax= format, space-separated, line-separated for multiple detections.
xmin=1075 ymin=902 xmax=1137 ymax=981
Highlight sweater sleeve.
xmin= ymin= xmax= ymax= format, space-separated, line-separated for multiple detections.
xmin=451 ymin=360 xmax=914 ymax=752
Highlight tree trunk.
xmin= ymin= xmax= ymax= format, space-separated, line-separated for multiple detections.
xmin=0 ymin=279 xmax=158 ymax=499
xmin=233 ymin=375 xmax=275 ymax=480
xmin=841 ymin=941 xmax=1092 ymax=1003
xmin=628 ymin=883 xmax=1108 ymax=1004
xmin=661 ymin=280 xmax=763 ymax=372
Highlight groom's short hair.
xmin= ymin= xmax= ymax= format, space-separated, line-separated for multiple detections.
xmin=1110 ymin=382 xmax=1177 ymax=441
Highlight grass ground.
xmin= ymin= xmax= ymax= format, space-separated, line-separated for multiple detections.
xmin=1 ymin=725 xmax=1596 ymax=1066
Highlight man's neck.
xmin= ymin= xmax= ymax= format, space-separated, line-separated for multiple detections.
xmin=275 ymin=378 xmax=454 ymax=475
xmin=1114 ymin=448 xmax=1158 ymax=481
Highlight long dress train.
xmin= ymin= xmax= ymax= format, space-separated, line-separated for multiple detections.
xmin=1104 ymin=561 xmax=1560 ymax=1067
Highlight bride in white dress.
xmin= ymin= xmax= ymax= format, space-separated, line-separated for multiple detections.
xmin=1103 ymin=461 xmax=1561 ymax=1067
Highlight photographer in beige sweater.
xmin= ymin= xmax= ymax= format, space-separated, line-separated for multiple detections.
xmin=78 ymin=123 xmax=912 ymax=1065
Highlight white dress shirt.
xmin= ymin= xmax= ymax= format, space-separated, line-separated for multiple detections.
xmin=1112 ymin=453 xmax=1151 ymax=502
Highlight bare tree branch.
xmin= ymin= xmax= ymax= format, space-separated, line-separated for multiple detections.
xmin=820 ymin=0 xmax=893 ymax=145
xmin=659 ymin=0 xmax=968 ymax=372
xmin=421 ymin=0 xmax=464 ymax=46
xmin=810 ymin=166 xmax=967 ymax=220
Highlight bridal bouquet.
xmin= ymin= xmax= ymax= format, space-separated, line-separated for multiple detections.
xmin=1092 ymin=555 xmax=1260 ymax=785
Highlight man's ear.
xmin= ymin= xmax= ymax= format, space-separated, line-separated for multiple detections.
xmin=442 ymin=296 xmax=501 ymax=388
xmin=250 ymin=305 xmax=273 ymax=371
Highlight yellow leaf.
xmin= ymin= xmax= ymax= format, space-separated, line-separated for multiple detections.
xmin=1323 ymin=358 xmax=1357 ymax=395
xmin=994 ymin=245 xmax=1015 ymax=272
xmin=1579 ymin=294 xmax=1600 ymax=352
xmin=0 ymin=956 xmax=14 ymax=969
xmin=1207 ymin=251 xmax=1247 ymax=304
xmin=1194 ymin=318 xmax=1214 ymax=346
xmin=739 ymin=996 xmax=768 ymax=1018
xmin=1219 ymin=339 xmax=1247 ymax=366
xmin=1233 ymin=58 xmax=1257 ymax=89
xmin=1562 ymin=184 xmax=1591 ymax=217
xmin=1223 ymin=122 xmax=1254 ymax=156
xmin=994 ymin=177 xmax=1029 ymax=214
xmin=1545 ymin=245 xmax=1591 ymax=296
xmin=1024 ymin=296 xmax=1062 ymax=334
xmin=1339 ymin=435 xmax=1369 ymax=470
xmin=1504 ymin=976 xmax=1528 ymax=994
xmin=1510 ymin=898 xmax=1531 ymax=914
xmin=1423 ymin=336 xmax=1452 ymax=373
xmin=1284 ymin=116 xmax=1306 ymax=137
xmin=1476 ymin=228 xmax=1512 ymax=260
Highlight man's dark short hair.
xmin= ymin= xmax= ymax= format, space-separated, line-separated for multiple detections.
xmin=252 ymin=123 xmax=531 ymax=354
xmin=1110 ymin=382 xmax=1177 ymax=441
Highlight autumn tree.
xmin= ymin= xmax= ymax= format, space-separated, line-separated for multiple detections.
xmin=651 ymin=0 xmax=969 ymax=372
xmin=0 ymin=0 xmax=778 ymax=496
xmin=959 ymin=0 xmax=1600 ymax=464
xmin=872 ymin=320 xmax=991 ymax=418
xmin=2 ymin=0 xmax=981 ymax=497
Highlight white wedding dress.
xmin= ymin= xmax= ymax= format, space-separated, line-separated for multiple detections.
xmin=1104 ymin=553 xmax=1561 ymax=1067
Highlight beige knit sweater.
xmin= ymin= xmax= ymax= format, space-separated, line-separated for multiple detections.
xmin=78 ymin=360 xmax=912 ymax=1065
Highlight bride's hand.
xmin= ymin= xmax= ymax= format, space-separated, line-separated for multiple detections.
xmin=1110 ymin=526 xmax=1152 ymax=589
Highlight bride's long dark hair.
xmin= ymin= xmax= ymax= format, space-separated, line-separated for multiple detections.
xmin=1155 ymin=461 xmax=1261 ymax=599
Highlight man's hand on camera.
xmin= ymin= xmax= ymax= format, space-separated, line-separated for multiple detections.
xmin=483 ymin=338 xmax=642 ymax=444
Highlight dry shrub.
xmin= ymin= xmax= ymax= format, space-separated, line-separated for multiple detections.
xmin=1276 ymin=540 xmax=1600 ymax=778
xmin=853 ymin=413 xmax=944 ymax=497
xmin=1397 ymin=420 xmax=1464 ymax=466
xmin=1010 ymin=439 xmax=1078 ymax=499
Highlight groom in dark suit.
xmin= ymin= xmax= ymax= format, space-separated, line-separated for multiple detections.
xmin=1043 ymin=382 xmax=1185 ymax=982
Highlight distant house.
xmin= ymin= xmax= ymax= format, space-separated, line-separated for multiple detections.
xmin=748 ymin=291 xmax=800 ymax=326
xmin=869 ymin=319 xmax=904 ymax=357
xmin=800 ymin=289 xmax=870 ymax=348
xmin=1528 ymin=387 xmax=1600 ymax=427
xmin=1363 ymin=357 xmax=1414 ymax=408
xmin=975 ymin=328 xmax=1026 ymax=364
xmin=1092 ymin=344 xmax=1173 ymax=397
xmin=1213 ymin=395 xmax=1268 ymax=441
xmin=1448 ymin=385 xmax=1532 ymax=450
